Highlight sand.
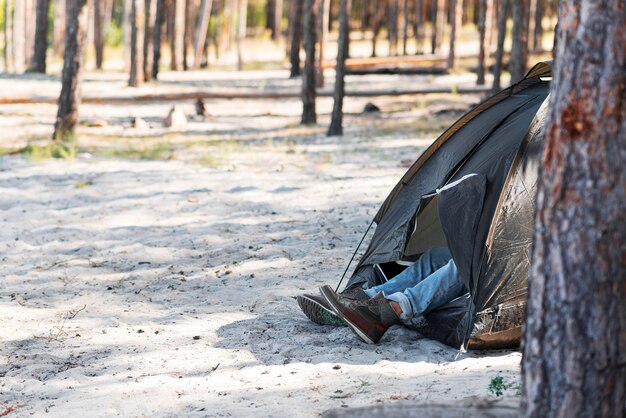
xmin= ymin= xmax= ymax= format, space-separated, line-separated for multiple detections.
xmin=0 ymin=70 xmax=521 ymax=417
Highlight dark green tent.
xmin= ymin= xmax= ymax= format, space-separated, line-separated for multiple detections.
xmin=345 ymin=62 xmax=552 ymax=349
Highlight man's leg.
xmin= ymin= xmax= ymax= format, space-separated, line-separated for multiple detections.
xmin=364 ymin=247 xmax=452 ymax=297
xmin=386 ymin=258 xmax=466 ymax=321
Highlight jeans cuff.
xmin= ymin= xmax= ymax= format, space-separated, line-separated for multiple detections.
xmin=384 ymin=292 xmax=412 ymax=321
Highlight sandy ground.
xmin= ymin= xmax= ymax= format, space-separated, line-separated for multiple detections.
xmin=0 ymin=70 xmax=522 ymax=417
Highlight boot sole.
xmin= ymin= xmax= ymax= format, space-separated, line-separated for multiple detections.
xmin=297 ymin=294 xmax=346 ymax=326
xmin=319 ymin=286 xmax=378 ymax=344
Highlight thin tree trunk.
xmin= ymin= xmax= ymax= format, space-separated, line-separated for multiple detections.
xmin=371 ymin=0 xmax=383 ymax=57
xmin=388 ymin=0 xmax=398 ymax=55
xmin=152 ymin=0 xmax=165 ymax=78
xmin=316 ymin=0 xmax=330 ymax=87
xmin=13 ymin=0 xmax=25 ymax=73
xmin=193 ymin=0 xmax=213 ymax=68
xmin=492 ymin=0 xmax=508 ymax=92
xmin=143 ymin=0 xmax=155 ymax=80
xmin=53 ymin=0 xmax=66 ymax=55
xmin=24 ymin=0 xmax=37 ymax=66
xmin=521 ymin=1 xmax=626 ymax=416
xmin=327 ymin=0 xmax=351 ymax=136
xmin=53 ymin=0 xmax=88 ymax=142
xmin=413 ymin=0 xmax=423 ymax=54
xmin=129 ymin=0 xmax=145 ymax=87
xmin=289 ymin=0 xmax=303 ymax=77
xmin=301 ymin=0 xmax=317 ymax=124
xmin=183 ymin=0 xmax=193 ymax=70
xmin=429 ymin=0 xmax=436 ymax=54
xmin=531 ymin=0 xmax=543 ymax=52
xmin=123 ymin=0 xmax=131 ymax=70
xmin=273 ymin=0 xmax=283 ymax=40
xmin=401 ymin=0 xmax=409 ymax=55
xmin=170 ymin=0 xmax=185 ymax=70
xmin=4 ymin=0 xmax=14 ymax=73
xmin=94 ymin=0 xmax=104 ymax=69
xmin=476 ymin=0 xmax=492 ymax=84
xmin=434 ymin=0 xmax=445 ymax=53
xmin=509 ymin=0 xmax=528 ymax=83
xmin=236 ymin=0 xmax=247 ymax=70
xmin=447 ymin=0 xmax=462 ymax=69
xmin=31 ymin=0 xmax=51 ymax=73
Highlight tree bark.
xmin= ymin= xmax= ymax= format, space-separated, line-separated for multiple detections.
xmin=327 ymin=0 xmax=351 ymax=136
xmin=388 ymin=0 xmax=398 ymax=55
xmin=170 ymin=0 xmax=185 ymax=70
xmin=509 ymin=0 xmax=528 ymax=83
xmin=301 ymin=0 xmax=318 ymax=124
xmin=447 ymin=0 xmax=462 ymax=69
xmin=4 ymin=0 xmax=14 ymax=73
xmin=433 ymin=0 xmax=445 ymax=53
xmin=123 ymin=0 xmax=131 ymax=70
xmin=236 ymin=0 xmax=247 ymax=70
xmin=143 ymin=0 xmax=156 ymax=81
xmin=24 ymin=0 xmax=37 ymax=66
xmin=53 ymin=0 xmax=88 ymax=142
xmin=129 ymin=0 xmax=145 ymax=87
xmin=520 ymin=1 xmax=626 ymax=416
xmin=13 ymin=0 xmax=25 ymax=73
xmin=152 ymin=0 xmax=165 ymax=78
xmin=491 ymin=0 xmax=508 ymax=92
xmin=413 ymin=0 xmax=423 ymax=54
xmin=53 ymin=0 xmax=66 ymax=56
xmin=193 ymin=0 xmax=213 ymax=68
xmin=316 ymin=0 xmax=330 ymax=87
xmin=273 ymin=0 xmax=283 ymax=40
xmin=476 ymin=0 xmax=492 ymax=84
xmin=289 ymin=0 xmax=303 ymax=77
xmin=370 ymin=0 xmax=384 ymax=57
xmin=401 ymin=0 xmax=409 ymax=55
xmin=30 ymin=0 xmax=51 ymax=73
xmin=94 ymin=0 xmax=105 ymax=69
xmin=531 ymin=0 xmax=543 ymax=52
xmin=182 ymin=0 xmax=193 ymax=70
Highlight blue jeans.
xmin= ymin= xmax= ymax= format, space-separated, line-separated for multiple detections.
xmin=364 ymin=247 xmax=466 ymax=323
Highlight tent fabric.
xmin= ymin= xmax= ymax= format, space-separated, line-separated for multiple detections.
xmin=344 ymin=62 xmax=553 ymax=349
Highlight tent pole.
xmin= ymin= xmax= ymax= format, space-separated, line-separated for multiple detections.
xmin=335 ymin=219 xmax=375 ymax=292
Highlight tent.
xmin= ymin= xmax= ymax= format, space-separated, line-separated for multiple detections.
xmin=344 ymin=62 xmax=552 ymax=350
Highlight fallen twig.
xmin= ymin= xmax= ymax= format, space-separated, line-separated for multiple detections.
xmin=0 ymin=403 xmax=19 ymax=417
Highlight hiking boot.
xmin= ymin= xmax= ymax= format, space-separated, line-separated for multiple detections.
xmin=297 ymin=286 xmax=369 ymax=327
xmin=297 ymin=293 xmax=346 ymax=326
xmin=319 ymin=285 xmax=400 ymax=344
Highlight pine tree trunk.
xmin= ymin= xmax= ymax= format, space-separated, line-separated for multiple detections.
xmin=53 ymin=0 xmax=66 ymax=56
xmin=236 ymin=0 xmax=247 ymax=70
xmin=13 ymin=0 xmax=25 ymax=73
xmin=25 ymin=0 xmax=37 ymax=66
xmin=53 ymin=0 xmax=88 ymax=142
xmin=30 ymin=0 xmax=51 ymax=73
xmin=170 ymin=0 xmax=185 ymax=70
xmin=401 ymin=0 xmax=409 ymax=54
xmin=301 ymin=0 xmax=317 ymax=124
xmin=388 ymin=0 xmax=398 ymax=55
xmin=520 ymin=1 xmax=626 ymax=416
xmin=193 ymin=0 xmax=213 ymax=68
xmin=123 ymin=0 xmax=131 ymax=70
xmin=447 ymin=0 xmax=462 ymax=69
xmin=327 ymin=0 xmax=351 ymax=136
xmin=531 ymin=0 xmax=543 ymax=52
xmin=94 ymin=0 xmax=104 ymax=69
xmin=129 ymin=0 xmax=145 ymax=87
xmin=509 ymin=0 xmax=528 ymax=83
xmin=491 ymin=0 xmax=508 ymax=92
xmin=273 ymin=0 xmax=283 ymax=40
xmin=289 ymin=0 xmax=303 ymax=78
xmin=476 ymin=0 xmax=492 ymax=85
xmin=370 ymin=0 xmax=383 ymax=57
xmin=413 ymin=0 xmax=423 ymax=54
xmin=143 ymin=0 xmax=156 ymax=81
xmin=182 ymin=0 xmax=194 ymax=70
xmin=433 ymin=0 xmax=445 ymax=54
xmin=4 ymin=0 xmax=14 ymax=73
xmin=152 ymin=0 xmax=165 ymax=78
xmin=316 ymin=0 xmax=330 ymax=87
